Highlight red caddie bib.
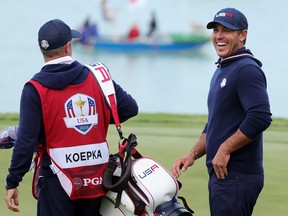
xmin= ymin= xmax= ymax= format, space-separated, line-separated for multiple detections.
xmin=29 ymin=71 xmax=111 ymax=200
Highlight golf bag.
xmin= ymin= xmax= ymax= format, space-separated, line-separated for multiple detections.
xmin=0 ymin=126 xmax=17 ymax=149
xmin=91 ymin=63 xmax=194 ymax=215
xmin=100 ymin=133 xmax=194 ymax=216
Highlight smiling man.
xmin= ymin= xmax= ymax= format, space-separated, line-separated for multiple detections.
xmin=207 ymin=8 xmax=248 ymax=59
xmin=172 ymin=8 xmax=272 ymax=216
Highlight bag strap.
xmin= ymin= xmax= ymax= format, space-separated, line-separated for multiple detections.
xmin=102 ymin=133 xmax=138 ymax=209
xmin=178 ymin=196 xmax=195 ymax=214
xmin=85 ymin=62 xmax=123 ymax=139
xmin=86 ymin=63 xmax=144 ymax=210
xmin=102 ymin=133 xmax=138 ymax=192
xmin=86 ymin=63 xmax=142 ymax=159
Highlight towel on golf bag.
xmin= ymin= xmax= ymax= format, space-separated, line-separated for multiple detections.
xmin=102 ymin=133 xmax=194 ymax=216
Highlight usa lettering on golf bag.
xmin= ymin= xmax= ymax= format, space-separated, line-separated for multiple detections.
xmin=138 ymin=164 xmax=159 ymax=179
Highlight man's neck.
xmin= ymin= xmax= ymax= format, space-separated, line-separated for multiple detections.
xmin=43 ymin=56 xmax=74 ymax=66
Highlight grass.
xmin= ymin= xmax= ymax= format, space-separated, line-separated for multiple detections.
xmin=0 ymin=113 xmax=287 ymax=216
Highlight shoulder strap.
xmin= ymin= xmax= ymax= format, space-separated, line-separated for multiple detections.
xmin=85 ymin=63 xmax=123 ymax=139
xmin=86 ymin=63 xmax=143 ymax=208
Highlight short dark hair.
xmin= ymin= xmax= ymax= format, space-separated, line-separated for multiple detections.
xmin=40 ymin=45 xmax=66 ymax=58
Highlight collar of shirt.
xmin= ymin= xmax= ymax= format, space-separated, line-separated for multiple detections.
xmin=43 ymin=56 xmax=74 ymax=66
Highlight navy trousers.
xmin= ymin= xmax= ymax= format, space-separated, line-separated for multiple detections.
xmin=208 ymin=171 xmax=264 ymax=216
xmin=37 ymin=175 xmax=102 ymax=216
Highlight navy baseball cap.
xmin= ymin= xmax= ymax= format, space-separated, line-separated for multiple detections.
xmin=207 ymin=8 xmax=248 ymax=30
xmin=38 ymin=19 xmax=81 ymax=50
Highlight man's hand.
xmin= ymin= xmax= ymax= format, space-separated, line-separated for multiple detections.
xmin=212 ymin=129 xmax=252 ymax=179
xmin=212 ymin=145 xmax=230 ymax=179
xmin=172 ymin=152 xmax=196 ymax=178
xmin=5 ymin=188 xmax=20 ymax=212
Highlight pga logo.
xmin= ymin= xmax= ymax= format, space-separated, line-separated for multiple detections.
xmin=83 ymin=177 xmax=102 ymax=186
xmin=73 ymin=177 xmax=102 ymax=190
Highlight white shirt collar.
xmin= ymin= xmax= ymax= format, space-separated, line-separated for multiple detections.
xmin=43 ymin=56 xmax=74 ymax=66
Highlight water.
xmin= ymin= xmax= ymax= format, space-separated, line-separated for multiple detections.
xmin=1 ymin=0 xmax=287 ymax=118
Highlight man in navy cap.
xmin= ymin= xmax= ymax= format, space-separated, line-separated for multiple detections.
xmin=4 ymin=19 xmax=138 ymax=216
xmin=173 ymin=8 xmax=272 ymax=216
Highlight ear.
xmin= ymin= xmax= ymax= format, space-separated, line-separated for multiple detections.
xmin=64 ymin=41 xmax=72 ymax=54
xmin=240 ymin=30 xmax=248 ymax=43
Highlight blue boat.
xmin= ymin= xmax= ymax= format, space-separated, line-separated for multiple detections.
xmin=78 ymin=33 xmax=210 ymax=53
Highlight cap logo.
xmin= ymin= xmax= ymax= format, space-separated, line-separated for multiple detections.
xmin=216 ymin=12 xmax=233 ymax=18
xmin=40 ymin=40 xmax=49 ymax=49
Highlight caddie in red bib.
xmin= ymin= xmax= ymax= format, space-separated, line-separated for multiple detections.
xmin=5 ymin=18 xmax=138 ymax=216
xmin=30 ymin=71 xmax=111 ymax=200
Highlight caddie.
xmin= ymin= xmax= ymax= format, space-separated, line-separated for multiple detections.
xmin=5 ymin=19 xmax=138 ymax=216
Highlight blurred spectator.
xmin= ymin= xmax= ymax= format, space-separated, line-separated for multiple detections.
xmin=146 ymin=11 xmax=157 ymax=37
xmin=127 ymin=23 xmax=140 ymax=41
xmin=101 ymin=0 xmax=115 ymax=22
xmin=79 ymin=18 xmax=99 ymax=46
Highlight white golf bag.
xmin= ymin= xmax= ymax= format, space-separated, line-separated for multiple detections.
xmin=100 ymin=133 xmax=194 ymax=216
xmin=85 ymin=63 xmax=194 ymax=215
